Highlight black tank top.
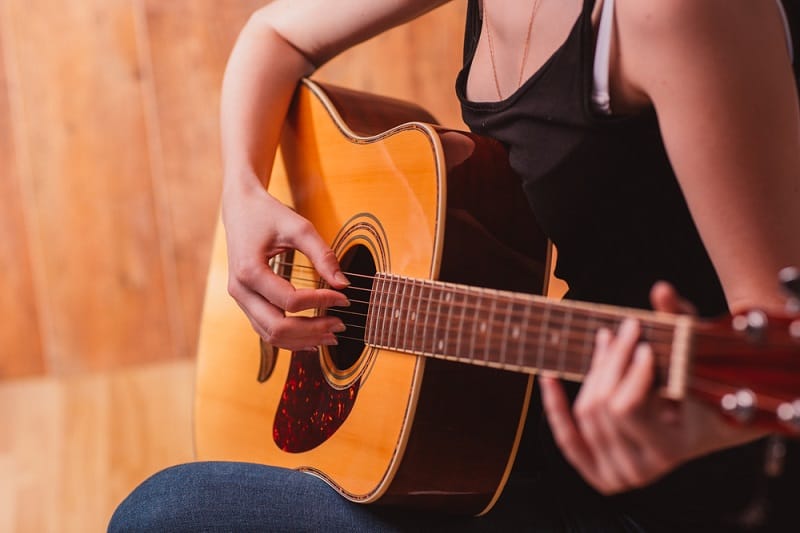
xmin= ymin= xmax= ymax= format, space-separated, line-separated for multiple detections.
xmin=456 ymin=0 xmax=799 ymax=529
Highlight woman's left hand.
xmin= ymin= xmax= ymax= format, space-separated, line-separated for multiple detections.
xmin=539 ymin=282 xmax=763 ymax=495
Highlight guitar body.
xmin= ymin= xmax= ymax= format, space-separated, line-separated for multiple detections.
xmin=195 ymin=79 xmax=550 ymax=515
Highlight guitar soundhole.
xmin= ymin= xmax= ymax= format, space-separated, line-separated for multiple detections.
xmin=326 ymin=244 xmax=375 ymax=371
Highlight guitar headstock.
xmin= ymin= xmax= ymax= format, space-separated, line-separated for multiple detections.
xmin=690 ymin=268 xmax=800 ymax=436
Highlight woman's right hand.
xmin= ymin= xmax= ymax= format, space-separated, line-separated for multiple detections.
xmin=222 ymin=178 xmax=350 ymax=351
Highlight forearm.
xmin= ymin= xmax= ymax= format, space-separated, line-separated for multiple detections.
xmin=220 ymin=10 xmax=314 ymax=199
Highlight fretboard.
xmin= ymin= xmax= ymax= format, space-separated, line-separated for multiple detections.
xmin=363 ymin=273 xmax=692 ymax=398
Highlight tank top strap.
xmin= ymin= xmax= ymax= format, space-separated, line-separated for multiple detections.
xmin=591 ymin=0 xmax=795 ymax=116
xmin=463 ymin=0 xmax=481 ymax=67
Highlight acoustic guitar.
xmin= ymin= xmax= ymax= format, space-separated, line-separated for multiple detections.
xmin=194 ymin=78 xmax=800 ymax=516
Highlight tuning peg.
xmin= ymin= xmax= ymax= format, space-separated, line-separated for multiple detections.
xmin=777 ymin=399 xmax=800 ymax=432
xmin=732 ymin=310 xmax=768 ymax=342
xmin=721 ymin=389 xmax=757 ymax=423
xmin=779 ymin=266 xmax=800 ymax=312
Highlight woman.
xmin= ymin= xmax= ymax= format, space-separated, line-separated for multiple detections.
xmin=110 ymin=0 xmax=800 ymax=530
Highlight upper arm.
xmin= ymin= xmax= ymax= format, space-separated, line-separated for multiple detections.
xmin=615 ymin=0 xmax=800 ymax=311
xmin=251 ymin=0 xmax=452 ymax=67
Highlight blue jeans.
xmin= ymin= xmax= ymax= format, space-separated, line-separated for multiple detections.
xmin=108 ymin=461 xmax=646 ymax=532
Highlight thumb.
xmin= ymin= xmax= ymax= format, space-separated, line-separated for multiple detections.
xmin=294 ymin=229 xmax=350 ymax=289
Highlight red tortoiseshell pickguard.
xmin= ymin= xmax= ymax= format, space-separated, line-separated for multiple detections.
xmin=273 ymin=350 xmax=360 ymax=452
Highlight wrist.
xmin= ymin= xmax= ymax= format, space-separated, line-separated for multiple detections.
xmin=221 ymin=168 xmax=271 ymax=220
xmin=223 ymin=167 xmax=266 ymax=197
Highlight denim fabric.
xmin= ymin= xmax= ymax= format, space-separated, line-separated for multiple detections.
xmin=108 ymin=461 xmax=646 ymax=532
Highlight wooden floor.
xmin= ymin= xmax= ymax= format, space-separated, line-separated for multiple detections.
xmin=1 ymin=360 xmax=195 ymax=532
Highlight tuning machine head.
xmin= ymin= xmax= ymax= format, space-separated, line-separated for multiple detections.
xmin=779 ymin=266 xmax=800 ymax=313
xmin=732 ymin=310 xmax=768 ymax=343
xmin=721 ymin=389 xmax=757 ymax=423
xmin=777 ymin=399 xmax=800 ymax=432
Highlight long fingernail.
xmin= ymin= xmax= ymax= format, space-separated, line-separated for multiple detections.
xmin=332 ymin=323 xmax=346 ymax=333
xmin=334 ymin=271 xmax=350 ymax=286
xmin=323 ymin=335 xmax=338 ymax=345
xmin=336 ymin=298 xmax=350 ymax=308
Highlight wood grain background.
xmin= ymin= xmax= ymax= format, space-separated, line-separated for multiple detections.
xmin=0 ymin=1 xmax=469 ymax=531
xmin=0 ymin=0 xmax=467 ymax=381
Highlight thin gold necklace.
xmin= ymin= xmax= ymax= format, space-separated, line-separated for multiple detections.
xmin=482 ymin=0 xmax=542 ymax=99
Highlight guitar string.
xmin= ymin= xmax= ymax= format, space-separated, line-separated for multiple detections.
xmin=278 ymin=262 xmax=800 ymax=350
xmin=272 ymin=272 xmax=797 ymax=406
xmin=271 ymin=268 xmax=798 ymax=413
xmin=298 ymin=279 xmax=679 ymax=356
xmin=293 ymin=293 xmax=681 ymax=374
xmin=276 ymin=262 xmax=679 ymax=333
xmin=285 ymin=273 xmax=685 ymax=358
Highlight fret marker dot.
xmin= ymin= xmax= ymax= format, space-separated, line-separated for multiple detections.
xmin=512 ymin=326 xmax=520 ymax=339
xmin=550 ymin=333 xmax=560 ymax=345
xmin=480 ymin=322 xmax=487 ymax=334
xmin=437 ymin=339 xmax=444 ymax=351
xmin=445 ymin=293 xmax=452 ymax=302
xmin=394 ymin=310 xmax=400 ymax=319
xmin=411 ymin=312 xmax=416 ymax=321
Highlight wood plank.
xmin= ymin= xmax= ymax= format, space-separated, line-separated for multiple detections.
xmin=0 ymin=4 xmax=45 ymax=378
xmin=136 ymin=0 xmax=263 ymax=360
xmin=0 ymin=360 xmax=195 ymax=533
xmin=3 ymin=0 xmax=178 ymax=373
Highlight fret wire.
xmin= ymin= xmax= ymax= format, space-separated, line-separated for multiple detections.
xmin=582 ymin=314 xmax=597 ymax=374
xmin=379 ymin=275 xmax=391 ymax=347
xmin=402 ymin=277 xmax=415 ymax=353
xmin=389 ymin=276 xmax=402 ymax=350
xmin=500 ymin=297 xmax=513 ymax=366
xmin=484 ymin=290 xmax=497 ymax=363
xmin=455 ymin=289 xmax=468 ymax=361
xmin=469 ymin=289 xmax=483 ymax=361
xmin=368 ymin=274 xmax=380 ymax=345
xmin=422 ymin=279 xmax=433 ymax=353
xmin=444 ymin=287 xmax=456 ymax=356
xmin=518 ymin=299 xmax=531 ymax=366
xmin=364 ymin=276 xmax=376 ymax=344
xmin=536 ymin=303 xmax=551 ymax=372
xmin=413 ymin=278 xmax=425 ymax=353
xmin=558 ymin=308 xmax=573 ymax=373
xmin=430 ymin=285 xmax=441 ymax=354
xmin=288 ymin=273 xmax=679 ymax=336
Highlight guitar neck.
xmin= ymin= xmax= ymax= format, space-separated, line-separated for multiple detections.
xmin=363 ymin=273 xmax=692 ymax=399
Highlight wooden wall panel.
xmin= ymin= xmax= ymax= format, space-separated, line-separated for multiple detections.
xmin=0 ymin=7 xmax=44 ymax=378
xmin=3 ymin=0 xmax=176 ymax=373
xmin=317 ymin=2 xmax=468 ymax=129
xmin=0 ymin=0 xmax=470 ymax=379
xmin=137 ymin=0 xmax=263 ymax=359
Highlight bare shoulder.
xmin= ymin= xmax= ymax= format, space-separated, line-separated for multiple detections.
xmin=615 ymin=0 xmax=783 ymax=38
xmin=250 ymin=0 xmax=452 ymax=66
xmin=610 ymin=0 xmax=792 ymax=107
xmin=611 ymin=0 xmax=800 ymax=311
